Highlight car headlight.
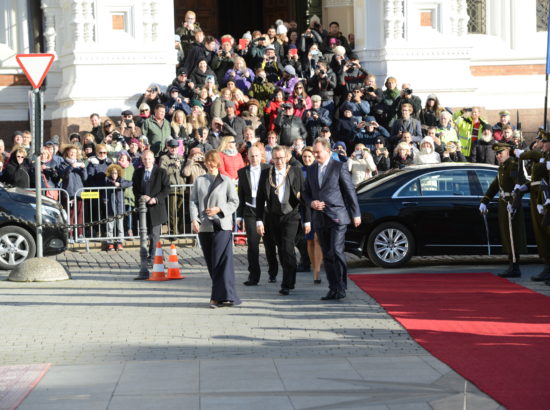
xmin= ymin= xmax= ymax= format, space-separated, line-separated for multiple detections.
xmin=30 ymin=203 xmax=64 ymax=223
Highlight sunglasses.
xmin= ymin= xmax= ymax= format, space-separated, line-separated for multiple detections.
xmin=98 ymin=151 xmax=108 ymax=154
xmin=140 ymin=110 xmax=149 ymax=113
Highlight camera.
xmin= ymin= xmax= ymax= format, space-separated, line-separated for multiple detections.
xmin=354 ymin=150 xmax=363 ymax=159
xmin=403 ymin=88 xmax=413 ymax=95
xmin=281 ymin=103 xmax=292 ymax=110
xmin=295 ymin=97 xmax=304 ymax=110
xmin=365 ymin=86 xmax=374 ymax=93
xmin=319 ymin=69 xmax=325 ymax=75
xmin=125 ymin=119 xmax=132 ymax=126
xmin=111 ymin=131 xmax=123 ymax=141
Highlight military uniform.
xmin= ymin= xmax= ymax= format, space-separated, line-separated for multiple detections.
xmin=480 ymin=143 xmax=527 ymax=277
xmin=520 ymin=148 xmax=550 ymax=281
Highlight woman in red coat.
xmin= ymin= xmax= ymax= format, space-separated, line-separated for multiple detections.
xmin=218 ymin=136 xmax=245 ymax=180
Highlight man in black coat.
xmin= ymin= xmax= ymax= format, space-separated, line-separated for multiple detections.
xmin=256 ymin=146 xmax=309 ymax=295
xmin=132 ymin=150 xmax=170 ymax=279
xmin=274 ymin=104 xmax=307 ymax=146
xmin=237 ymin=147 xmax=275 ymax=285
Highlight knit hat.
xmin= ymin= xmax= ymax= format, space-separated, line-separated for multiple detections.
xmin=276 ymin=24 xmax=288 ymax=35
xmin=138 ymin=103 xmax=150 ymax=111
xmin=311 ymin=95 xmax=321 ymax=102
xmin=242 ymin=31 xmax=252 ymax=40
xmin=284 ymin=65 xmax=296 ymax=76
xmin=333 ymin=46 xmax=346 ymax=57
xmin=190 ymin=100 xmax=203 ymax=108
xmin=129 ymin=138 xmax=140 ymax=145
xmin=334 ymin=141 xmax=347 ymax=151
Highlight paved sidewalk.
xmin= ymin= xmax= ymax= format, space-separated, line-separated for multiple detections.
xmin=1 ymin=244 xmax=547 ymax=409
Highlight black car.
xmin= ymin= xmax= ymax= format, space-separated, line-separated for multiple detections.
xmin=0 ymin=183 xmax=68 ymax=270
xmin=345 ymin=163 xmax=537 ymax=268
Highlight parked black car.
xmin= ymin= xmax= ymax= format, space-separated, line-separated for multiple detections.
xmin=345 ymin=163 xmax=537 ymax=268
xmin=0 ymin=183 xmax=68 ymax=270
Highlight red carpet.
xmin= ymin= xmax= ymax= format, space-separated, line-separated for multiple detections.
xmin=0 ymin=363 xmax=50 ymax=409
xmin=349 ymin=273 xmax=550 ymax=410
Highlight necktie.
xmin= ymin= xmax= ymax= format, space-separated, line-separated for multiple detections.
xmin=318 ymin=165 xmax=325 ymax=186
xmin=144 ymin=170 xmax=151 ymax=182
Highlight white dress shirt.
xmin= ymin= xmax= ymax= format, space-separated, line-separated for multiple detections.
xmin=275 ymin=167 xmax=286 ymax=203
xmin=246 ymin=165 xmax=261 ymax=208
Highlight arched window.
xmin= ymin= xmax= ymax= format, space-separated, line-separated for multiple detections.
xmin=537 ymin=0 xmax=549 ymax=32
xmin=466 ymin=0 xmax=486 ymax=34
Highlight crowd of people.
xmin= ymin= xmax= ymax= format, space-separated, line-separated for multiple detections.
xmin=1 ymin=11 xmax=548 ymax=305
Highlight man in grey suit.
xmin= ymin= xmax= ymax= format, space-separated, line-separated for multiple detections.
xmin=303 ymin=137 xmax=361 ymax=300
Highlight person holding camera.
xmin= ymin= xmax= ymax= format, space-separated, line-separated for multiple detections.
xmin=354 ymin=116 xmax=390 ymax=152
xmin=183 ymin=147 xmax=207 ymax=185
xmin=288 ymin=80 xmax=312 ymax=118
xmin=441 ymin=140 xmax=467 ymax=163
xmin=118 ymin=109 xmax=142 ymax=142
xmin=389 ymin=103 xmax=423 ymax=150
xmin=175 ymin=10 xmax=201 ymax=57
xmin=347 ymin=143 xmax=377 ymax=185
xmin=390 ymin=83 xmax=422 ymax=122
xmin=159 ymin=139 xmax=186 ymax=236
xmin=436 ymin=110 xmax=459 ymax=146
xmin=334 ymin=103 xmax=363 ymax=154
xmin=302 ymin=95 xmax=332 ymax=145
xmin=164 ymin=86 xmax=191 ymax=122
xmin=282 ymin=45 xmax=303 ymax=78
xmin=307 ymin=61 xmax=337 ymax=113
xmin=261 ymin=44 xmax=283 ymax=83
xmin=419 ymin=94 xmax=444 ymax=130
xmin=372 ymin=138 xmax=391 ymax=172
xmin=136 ymin=84 xmax=167 ymax=113
xmin=341 ymin=58 xmax=368 ymax=95
xmin=169 ymin=68 xmax=195 ymax=101
xmin=103 ymin=130 xmax=127 ymax=160
xmin=212 ymin=37 xmax=236 ymax=84
xmin=248 ymin=68 xmax=276 ymax=112
xmin=362 ymin=75 xmax=383 ymax=112
xmin=275 ymin=65 xmax=300 ymax=97
xmin=223 ymin=57 xmax=255 ymax=93
xmin=274 ymin=103 xmax=307 ymax=147
xmin=189 ymin=59 xmax=217 ymax=89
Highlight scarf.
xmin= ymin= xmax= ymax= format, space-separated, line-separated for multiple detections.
xmin=223 ymin=148 xmax=238 ymax=156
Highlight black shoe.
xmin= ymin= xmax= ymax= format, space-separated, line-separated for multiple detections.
xmin=335 ymin=290 xmax=346 ymax=299
xmin=531 ymin=266 xmax=550 ymax=282
xmin=134 ymin=275 xmax=149 ymax=281
xmin=314 ymin=279 xmax=322 ymax=284
xmin=268 ymin=277 xmax=277 ymax=283
xmin=279 ymin=288 xmax=290 ymax=296
xmin=498 ymin=263 xmax=521 ymax=278
xmin=321 ymin=290 xmax=337 ymax=300
xmin=243 ymin=280 xmax=258 ymax=286
xmin=289 ymin=285 xmax=295 ymax=290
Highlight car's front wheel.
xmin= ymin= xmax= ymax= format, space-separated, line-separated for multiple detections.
xmin=366 ymin=222 xmax=414 ymax=268
xmin=0 ymin=226 xmax=36 ymax=270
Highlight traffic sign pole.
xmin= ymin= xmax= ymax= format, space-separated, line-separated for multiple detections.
xmin=16 ymin=54 xmax=55 ymax=259
xmin=31 ymin=89 xmax=43 ymax=257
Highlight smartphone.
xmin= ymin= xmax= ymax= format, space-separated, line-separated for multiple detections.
xmin=238 ymin=39 xmax=247 ymax=50
xmin=289 ymin=48 xmax=298 ymax=56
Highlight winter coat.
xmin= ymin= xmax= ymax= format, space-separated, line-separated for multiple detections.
xmin=3 ymin=157 xmax=31 ymax=188
xmin=452 ymin=110 xmax=491 ymax=157
xmin=223 ymin=68 xmax=255 ymax=92
xmin=120 ymin=164 xmax=135 ymax=206
xmin=189 ymin=67 xmax=217 ymax=88
xmin=141 ymin=117 xmax=172 ymax=156
xmin=413 ymin=136 xmax=441 ymax=165
xmin=59 ymin=159 xmax=88 ymax=197
xmin=274 ymin=114 xmax=307 ymax=146
xmin=302 ymin=107 xmax=332 ymax=145
xmin=86 ymin=157 xmax=113 ymax=187
xmin=219 ymin=151 xmax=245 ymax=180
xmin=103 ymin=176 xmax=132 ymax=215
xmin=159 ymin=153 xmax=186 ymax=186
xmin=248 ymin=80 xmax=276 ymax=111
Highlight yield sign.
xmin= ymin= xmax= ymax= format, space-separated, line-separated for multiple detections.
xmin=15 ymin=53 xmax=55 ymax=89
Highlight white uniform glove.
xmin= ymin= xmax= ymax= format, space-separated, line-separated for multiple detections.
xmin=513 ymin=184 xmax=528 ymax=192
xmin=507 ymin=203 xmax=514 ymax=214
xmin=514 ymin=149 xmax=524 ymax=158
xmin=545 ymin=199 xmax=550 ymax=206
xmin=537 ymin=204 xmax=544 ymax=215
xmin=479 ymin=203 xmax=488 ymax=214
xmin=88 ymin=157 xmax=99 ymax=165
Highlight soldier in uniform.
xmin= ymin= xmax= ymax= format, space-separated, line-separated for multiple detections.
xmin=479 ymin=142 xmax=527 ymax=277
xmin=519 ymin=132 xmax=550 ymax=281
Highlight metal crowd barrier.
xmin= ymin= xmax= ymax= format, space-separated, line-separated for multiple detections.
xmin=57 ymin=183 xmax=247 ymax=249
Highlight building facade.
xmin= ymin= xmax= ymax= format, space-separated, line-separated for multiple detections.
xmin=0 ymin=0 xmax=548 ymax=144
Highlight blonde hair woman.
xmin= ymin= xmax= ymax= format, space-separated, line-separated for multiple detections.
xmin=223 ymin=56 xmax=255 ymax=93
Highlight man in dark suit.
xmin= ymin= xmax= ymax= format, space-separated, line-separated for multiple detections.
xmin=132 ymin=150 xmax=171 ymax=280
xmin=256 ymin=146 xmax=308 ymax=295
xmin=303 ymin=137 xmax=361 ymax=300
xmin=237 ymin=146 xmax=275 ymax=285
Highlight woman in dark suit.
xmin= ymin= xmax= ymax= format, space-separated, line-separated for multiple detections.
xmin=190 ymin=150 xmax=241 ymax=308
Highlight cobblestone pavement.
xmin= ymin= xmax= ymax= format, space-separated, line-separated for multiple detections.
xmin=1 ymin=245 xmax=548 ymax=409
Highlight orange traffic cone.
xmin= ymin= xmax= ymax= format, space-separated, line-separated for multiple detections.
xmin=166 ymin=243 xmax=185 ymax=280
xmin=148 ymin=242 xmax=169 ymax=281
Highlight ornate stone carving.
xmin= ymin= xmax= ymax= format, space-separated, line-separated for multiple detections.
xmin=41 ymin=2 xmax=57 ymax=54
xmin=82 ymin=0 xmax=95 ymax=43
xmin=456 ymin=0 xmax=469 ymax=36
xmin=150 ymin=1 xmax=159 ymax=42
xmin=71 ymin=0 xmax=84 ymax=45
xmin=142 ymin=1 xmax=151 ymax=42
xmin=385 ymin=0 xmax=405 ymax=41
xmin=323 ymin=0 xmax=352 ymax=7
xmin=393 ymin=0 xmax=404 ymax=40
xmin=384 ymin=0 xmax=394 ymax=40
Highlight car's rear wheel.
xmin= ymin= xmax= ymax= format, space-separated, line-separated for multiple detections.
xmin=366 ymin=222 xmax=414 ymax=268
xmin=0 ymin=226 xmax=36 ymax=270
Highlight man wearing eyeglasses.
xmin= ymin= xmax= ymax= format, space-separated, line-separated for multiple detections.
xmin=255 ymin=146 xmax=309 ymax=295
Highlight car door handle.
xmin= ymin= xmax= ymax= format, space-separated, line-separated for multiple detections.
xmin=402 ymin=202 xmax=418 ymax=207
